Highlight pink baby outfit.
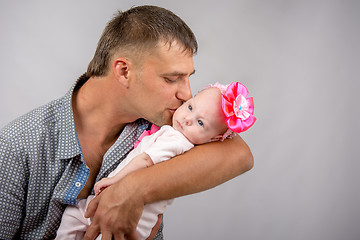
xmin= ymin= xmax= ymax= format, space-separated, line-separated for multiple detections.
xmin=56 ymin=125 xmax=194 ymax=240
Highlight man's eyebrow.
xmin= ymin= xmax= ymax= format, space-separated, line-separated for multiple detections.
xmin=162 ymin=69 xmax=196 ymax=77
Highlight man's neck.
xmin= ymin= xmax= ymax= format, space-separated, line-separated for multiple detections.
xmin=72 ymin=76 xmax=131 ymax=149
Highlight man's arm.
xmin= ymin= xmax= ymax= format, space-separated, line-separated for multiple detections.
xmin=140 ymin=134 xmax=253 ymax=201
xmin=84 ymin=135 xmax=253 ymax=240
xmin=0 ymin=138 xmax=26 ymax=239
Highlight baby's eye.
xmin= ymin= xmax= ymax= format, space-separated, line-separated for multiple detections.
xmin=197 ymin=120 xmax=204 ymax=127
xmin=188 ymin=104 xmax=193 ymax=111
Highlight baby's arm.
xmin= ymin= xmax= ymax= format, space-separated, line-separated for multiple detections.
xmin=94 ymin=152 xmax=154 ymax=195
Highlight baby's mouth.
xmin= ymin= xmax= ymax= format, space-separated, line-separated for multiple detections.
xmin=175 ymin=120 xmax=183 ymax=130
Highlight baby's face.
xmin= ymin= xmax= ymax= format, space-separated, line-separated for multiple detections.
xmin=172 ymin=88 xmax=228 ymax=144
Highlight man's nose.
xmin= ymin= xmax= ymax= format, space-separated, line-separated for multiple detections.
xmin=176 ymin=78 xmax=192 ymax=101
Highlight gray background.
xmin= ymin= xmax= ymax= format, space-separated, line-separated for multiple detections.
xmin=1 ymin=1 xmax=359 ymax=239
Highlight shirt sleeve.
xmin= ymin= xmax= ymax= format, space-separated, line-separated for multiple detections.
xmin=145 ymin=127 xmax=194 ymax=165
xmin=0 ymin=137 xmax=27 ymax=239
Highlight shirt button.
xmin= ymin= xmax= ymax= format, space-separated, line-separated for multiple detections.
xmin=75 ymin=182 xmax=82 ymax=187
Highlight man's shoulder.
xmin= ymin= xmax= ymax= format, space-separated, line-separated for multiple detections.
xmin=0 ymin=98 xmax=63 ymax=141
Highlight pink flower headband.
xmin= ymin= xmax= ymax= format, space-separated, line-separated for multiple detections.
xmin=207 ymin=82 xmax=256 ymax=139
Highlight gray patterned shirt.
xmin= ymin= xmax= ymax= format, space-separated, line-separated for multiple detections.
xmin=0 ymin=77 xmax=163 ymax=239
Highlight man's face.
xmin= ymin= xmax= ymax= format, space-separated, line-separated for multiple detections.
xmin=130 ymin=41 xmax=195 ymax=126
xmin=172 ymin=88 xmax=228 ymax=145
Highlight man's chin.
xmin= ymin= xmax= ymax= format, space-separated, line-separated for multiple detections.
xmin=161 ymin=112 xmax=174 ymax=126
xmin=148 ymin=117 xmax=172 ymax=127
xmin=160 ymin=119 xmax=172 ymax=126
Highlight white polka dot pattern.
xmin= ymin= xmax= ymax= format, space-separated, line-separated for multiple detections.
xmin=0 ymin=79 xmax=157 ymax=239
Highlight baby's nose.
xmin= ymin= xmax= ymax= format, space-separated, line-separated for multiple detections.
xmin=184 ymin=116 xmax=192 ymax=125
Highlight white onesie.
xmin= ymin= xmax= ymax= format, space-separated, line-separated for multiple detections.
xmin=56 ymin=125 xmax=194 ymax=240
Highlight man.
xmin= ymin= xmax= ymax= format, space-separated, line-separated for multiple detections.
xmin=0 ymin=5 xmax=253 ymax=240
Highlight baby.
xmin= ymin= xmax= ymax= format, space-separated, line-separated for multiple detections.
xmin=56 ymin=82 xmax=256 ymax=240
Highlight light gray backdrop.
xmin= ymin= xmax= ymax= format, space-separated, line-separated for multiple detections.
xmin=1 ymin=1 xmax=359 ymax=239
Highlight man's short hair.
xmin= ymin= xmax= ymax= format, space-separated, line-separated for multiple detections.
xmin=87 ymin=5 xmax=198 ymax=77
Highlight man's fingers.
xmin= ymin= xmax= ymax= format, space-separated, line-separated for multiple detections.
xmin=85 ymin=195 xmax=100 ymax=218
xmin=83 ymin=220 xmax=101 ymax=240
xmin=124 ymin=229 xmax=139 ymax=240
xmin=101 ymin=230 xmax=122 ymax=240
xmin=84 ymin=179 xmax=143 ymax=240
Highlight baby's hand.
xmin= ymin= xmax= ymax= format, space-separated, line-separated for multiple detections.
xmin=94 ymin=177 xmax=113 ymax=196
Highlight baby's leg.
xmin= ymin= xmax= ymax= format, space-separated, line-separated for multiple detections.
xmin=55 ymin=196 xmax=95 ymax=239
xmin=137 ymin=199 xmax=173 ymax=239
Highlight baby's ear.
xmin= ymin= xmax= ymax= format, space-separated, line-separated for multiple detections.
xmin=210 ymin=134 xmax=224 ymax=142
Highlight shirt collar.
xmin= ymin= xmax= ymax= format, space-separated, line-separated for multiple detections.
xmin=54 ymin=76 xmax=85 ymax=161
xmin=97 ymin=119 xmax=149 ymax=180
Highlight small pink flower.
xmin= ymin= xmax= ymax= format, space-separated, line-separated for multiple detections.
xmin=134 ymin=124 xmax=160 ymax=148
xmin=222 ymin=82 xmax=256 ymax=133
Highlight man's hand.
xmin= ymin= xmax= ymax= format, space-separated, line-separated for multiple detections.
xmin=84 ymin=178 xmax=144 ymax=240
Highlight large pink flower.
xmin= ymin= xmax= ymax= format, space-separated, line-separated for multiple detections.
xmin=222 ymin=82 xmax=256 ymax=133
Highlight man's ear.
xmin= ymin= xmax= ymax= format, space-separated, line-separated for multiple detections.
xmin=112 ymin=58 xmax=132 ymax=88
xmin=209 ymin=134 xmax=223 ymax=142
